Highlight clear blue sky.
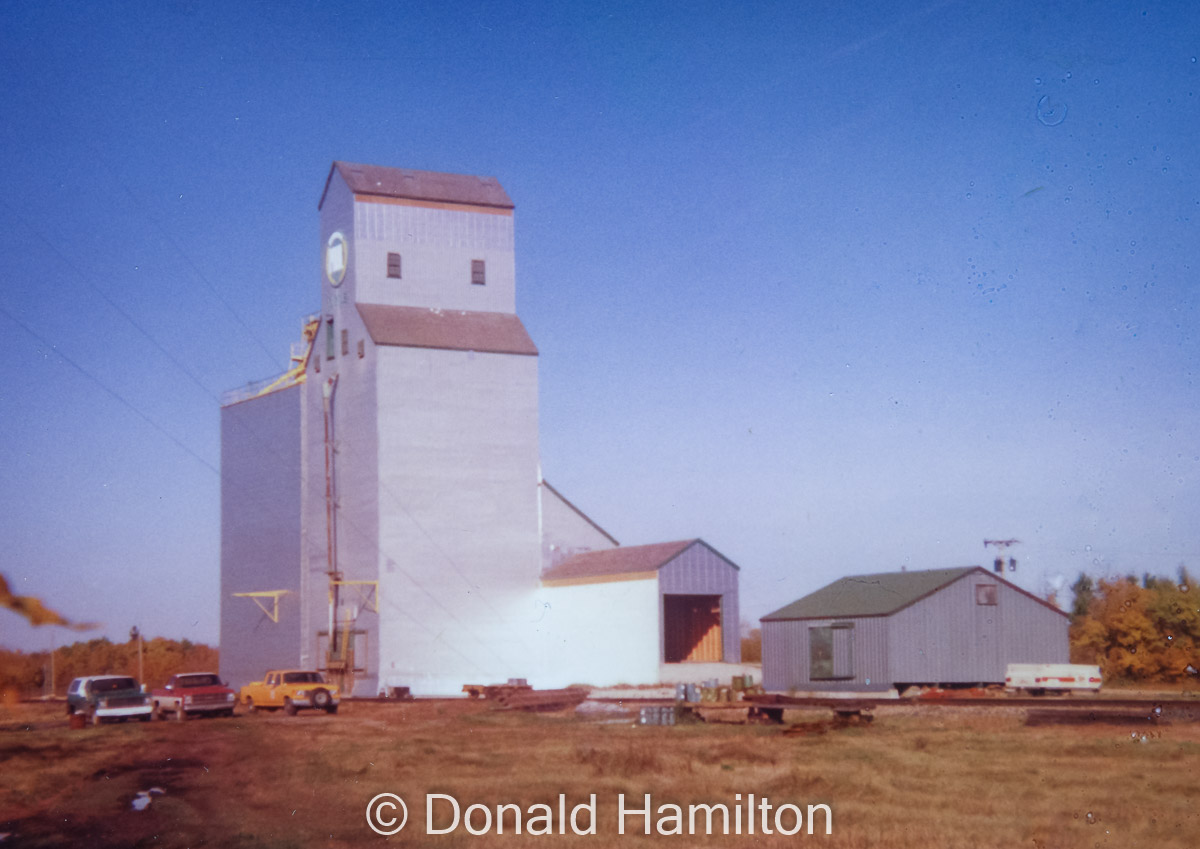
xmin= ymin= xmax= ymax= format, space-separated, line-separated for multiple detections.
xmin=1 ymin=0 xmax=1197 ymax=652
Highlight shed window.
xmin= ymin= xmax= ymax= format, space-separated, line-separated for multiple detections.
xmin=325 ymin=318 xmax=335 ymax=360
xmin=471 ymin=259 xmax=486 ymax=285
xmin=975 ymin=584 xmax=998 ymax=605
xmin=387 ymin=252 xmax=402 ymax=279
xmin=341 ymin=328 xmax=349 ymax=356
xmin=810 ymin=623 xmax=854 ymax=680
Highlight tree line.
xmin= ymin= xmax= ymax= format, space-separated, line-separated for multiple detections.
xmin=1069 ymin=567 xmax=1199 ymax=683
xmin=0 ymin=637 xmax=219 ymax=699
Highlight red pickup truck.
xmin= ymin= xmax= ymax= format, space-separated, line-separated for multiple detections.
xmin=151 ymin=672 xmax=238 ymax=720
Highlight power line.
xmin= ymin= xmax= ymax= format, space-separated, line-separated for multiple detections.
xmin=0 ymin=304 xmax=219 ymax=475
xmin=115 ymin=182 xmax=286 ymax=372
xmin=0 ymin=151 xmax=542 ymax=674
xmin=330 ymin=421 xmax=545 ymax=665
xmin=0 ymin=74 xmax=287 ymax=375
xmin=0 ymin=294 xmax=515 ymax=671
xmin=0 ymin=198 xmax=224 ymax=405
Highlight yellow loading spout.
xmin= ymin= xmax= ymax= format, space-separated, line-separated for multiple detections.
xmin=220 ymin=316 xmax=321 ymax=407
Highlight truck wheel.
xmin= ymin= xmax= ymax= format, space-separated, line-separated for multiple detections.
xmin=283 ymin=697 xmax=297 ymax=716
xmin=311 ymin=689 xmax=331 ymax=710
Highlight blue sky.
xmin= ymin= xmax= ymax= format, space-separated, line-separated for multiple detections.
xmin=1 ymin=0 xmax=1197 ymax=652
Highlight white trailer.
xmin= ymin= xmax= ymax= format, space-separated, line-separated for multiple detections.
xmin=1005 ymin=663 xmax=1102 ymax=695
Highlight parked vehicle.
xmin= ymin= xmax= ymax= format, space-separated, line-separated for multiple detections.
xmin=1005 ymin=663 xmax=1102 ymax=695
xmin=151 ymin=672 xmax=238 ymax=720
xmin=239 ymin=670 xmax=339 ymax=715
xmin=66 ymin=676 xmax=153 ymax=725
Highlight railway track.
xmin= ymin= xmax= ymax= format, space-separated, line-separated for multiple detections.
xmin=343 ymin=692 xmax=1200 ymax=720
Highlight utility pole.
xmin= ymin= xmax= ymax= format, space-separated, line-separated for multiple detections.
xmin=130 ymin=626 xmax=144 ymax=683
xmin=984 ymin=539 xmax=1021 ymax=574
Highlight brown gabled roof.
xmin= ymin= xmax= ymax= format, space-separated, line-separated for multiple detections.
xmin=542 ymin=539 xmax=698 ymax=584
xmin=320 ymin=161 xmax=514 ymax=210
xmin=357 ymin=304 xmax=538 ymax=356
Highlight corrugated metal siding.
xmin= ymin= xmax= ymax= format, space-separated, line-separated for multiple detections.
xmin=374 ymin=345 xmax=542 ymax=695
xmin=887 ymin=574 xmax=1067 ymax=684
xmin=353 ymin=197 xmax=516 ymax=314
xmin=299 ymin=328 xmax=383 ymax=695
xmin=995 ymin=581 xmax=1069 ymax=664
xmin=762 ymin=617 xmax=888 ymax=692
xmin=658 ymin=542 xmax=740 ymax=663
xmin=219 ymin=384 xmax=303 ymax=690
xmin=832 ymin=626 xmax=854 ymax=677
xmin=298 ymin=171 xmax=383 ymax=695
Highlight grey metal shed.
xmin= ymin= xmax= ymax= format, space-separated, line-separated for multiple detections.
xmin=761 ymin=566 xmax=1068 ymax=692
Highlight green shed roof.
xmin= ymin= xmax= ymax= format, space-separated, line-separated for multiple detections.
xmin=761 ymin=566 xmax=978 ymax=621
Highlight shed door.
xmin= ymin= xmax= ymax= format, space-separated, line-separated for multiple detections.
xmin=663 ymin=594 xmax=723 ymax=662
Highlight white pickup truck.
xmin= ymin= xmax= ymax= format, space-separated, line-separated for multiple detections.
xmin=1005 ymin=663 xmax=1102 ymax=695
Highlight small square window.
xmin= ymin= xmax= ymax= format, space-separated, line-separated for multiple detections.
xmin=471 ymin=259 xmax=486 ymax=286
xmin=387 ymin=252 xmax=402 ymax=279
xmin=975 ymin=584 xmax=998 ymax=606
xmin=341 ymin=328 xmax=349 ymax=356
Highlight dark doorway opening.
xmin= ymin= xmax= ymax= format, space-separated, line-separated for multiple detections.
xmin=663 ymin=594 xmax=723 ymax=662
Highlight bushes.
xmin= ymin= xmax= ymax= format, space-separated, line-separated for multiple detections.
xmin=1069 ymin=569 xmax=1200 ymax=683
xmin=0 ymin=637 xmax=218 ymax=698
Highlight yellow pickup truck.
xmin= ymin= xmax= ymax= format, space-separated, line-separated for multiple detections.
xmin=239 ymin=670 xmax=339 ymax=716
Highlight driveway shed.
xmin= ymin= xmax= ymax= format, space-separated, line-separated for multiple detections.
xmin=539 ymin=539 xmax=741 ymax=686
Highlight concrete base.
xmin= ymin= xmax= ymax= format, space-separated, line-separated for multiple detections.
xmin=585 ymin=663 xmax=764 ymax=701
xmin=658 ymin=661 xmax=762 ymax=685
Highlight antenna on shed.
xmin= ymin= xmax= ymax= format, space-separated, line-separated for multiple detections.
xmin=984 ymin=539 xmax=1021 ymax=573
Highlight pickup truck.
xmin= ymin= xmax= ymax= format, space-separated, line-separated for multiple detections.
xmin=66 ymin=675 xmax=153 ymax=725
xmin=239 ymin=670 xmax=340 ymax=715
xmin=150 ymin=672 xmax=238 ymax=720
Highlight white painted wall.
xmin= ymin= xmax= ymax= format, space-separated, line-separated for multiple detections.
xmin=534 ymin=578 xmax=662 ymax=688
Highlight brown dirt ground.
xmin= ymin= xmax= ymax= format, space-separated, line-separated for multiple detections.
xmin=1 ymin=698 xmax=1198 ymax=848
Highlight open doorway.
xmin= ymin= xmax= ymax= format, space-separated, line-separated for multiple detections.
xmin=663 ymin=594 xmax=723 ymax=662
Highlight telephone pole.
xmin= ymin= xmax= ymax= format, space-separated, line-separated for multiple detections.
xmin=130 ymin=626 xmax=144 ymax=683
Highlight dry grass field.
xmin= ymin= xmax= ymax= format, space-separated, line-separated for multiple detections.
xmin=1 ymin=698 xmax=1198 ymax=848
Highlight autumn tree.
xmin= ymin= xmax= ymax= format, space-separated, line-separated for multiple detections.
xmin=1069 ymin=567 xmax=1200 ymax=682
xmin=0 ymin=637 xmax=219 ymax=699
